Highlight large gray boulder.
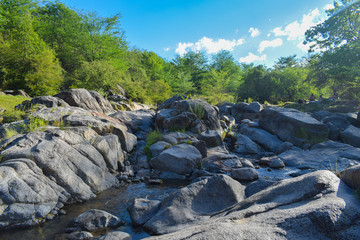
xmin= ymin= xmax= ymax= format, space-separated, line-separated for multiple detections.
xmin=0 ymin=130 xmax=120 ymax=228
xmin=241 ymin=126 xmax=283 ymax=153
xmin=156 ymin=99 xmax=222 ymax=133
xmin=132 ymin=174 xmax=245 ymax=234
xmin=279 ymin=140 xmax=360 ymax=171
xmin=0 ymin=159 xmax=68 ymax=228
xmin=110 ymin=109 xmax=155 ymax=135
xmin=322 ymin=115 xmax=350 ymax=131
xmin=341 ymin=125 xmax=360 ymax=148
xmin=198 ymin=130 xmax=223 ymax=147
xmin=149 ymin=141 xmax=172 ymax=157
xmin=145 ymin=171 xmax=360 ymax=240
xmin=68 ymin=209 xmax=122 ymax=232
xmin=158 ymin=95 xmax=188 ymax=110
xmin=54 ymin=89 xmax=114 ymax=114
xmin=233 ymin=133 xmax=260 ymax=154
xmin=155 ymin=109 xmax=198 ymax=132
xmin=16 ymin=96 xmax=70 ymax=111
xmin=3 ymin=89 xmax=30 ymax=98
xmin=150 ymin=144 xmax=202 ymax=175
xmin=259 ymin=107 xmax=329 ymax=147
xmin=31 ymin=107 xmax=137 ymax=152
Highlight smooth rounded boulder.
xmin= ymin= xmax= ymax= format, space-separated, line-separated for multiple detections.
xmin=150 ymin=144 xmax=202 ymax=175
xmin=135 ymin=174 xmax=245 ymax=234
xmin=67 ymin=209 xmax=123 ymax=232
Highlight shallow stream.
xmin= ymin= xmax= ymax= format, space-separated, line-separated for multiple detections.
xmin=0 ymin=181 xmax=188 ymax=240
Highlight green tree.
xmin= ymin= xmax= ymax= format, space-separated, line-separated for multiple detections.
xmin=0 ymin=0 xmax=64 ymax=95
xmin=305 ymin=0 xmax=360 ymax=50
xmin=173 ymin=51 xmax=208 ymax=90
xmin=34 ymin=2 xmax=128 ymax=77
xmin=71 ymin=60 xmax=123 ymax=91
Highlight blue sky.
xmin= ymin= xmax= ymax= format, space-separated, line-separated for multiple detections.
xmin=60 ymin=0 xmax=335 ymax=66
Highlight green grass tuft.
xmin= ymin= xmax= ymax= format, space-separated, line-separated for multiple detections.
xmin=0 ymin=95 xmax=30 ymax=111
xmin=5 ymin=127 xmax=18 ymax=138
xmin=147 ymin=130 xmax=163 ymax=146
xmin=189 ymin=101 xmax=205 ymax=119
xmin=144 ymin=130 xmax=163 ymax=160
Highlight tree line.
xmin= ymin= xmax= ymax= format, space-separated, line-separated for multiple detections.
xmin=0 ymin=0 xmax=359 ymax=105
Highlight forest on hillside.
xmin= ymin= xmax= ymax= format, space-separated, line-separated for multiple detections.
xmin=0 ymin=0 xmax=359 ymax=105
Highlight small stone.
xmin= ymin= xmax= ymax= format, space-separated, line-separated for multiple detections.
xmin=269 ymin=158 xmax=285 ymax=169
xmin=59 ymin=210 xmax=66 ymax=215
xmin=231 ymin=168 xmax=259 ymax=181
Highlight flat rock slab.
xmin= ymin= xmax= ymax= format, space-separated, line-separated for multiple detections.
xmin=145 ymin=170 xmax=360 ymax=240
xmin=241 ymin=126 xmax=283 ymax=153
xmin=279 ymin=140 xmax=360 ymax=171
xmin=260 ymin=107 xmax=329 ymax=147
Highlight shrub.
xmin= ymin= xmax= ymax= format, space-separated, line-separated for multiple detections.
xmin=26 ymin=116 xmax=49 ymax=132
xmin=147 ymin=130 xmax=163 ymax=146
xmin=1 ymin=110 xmax=27 ymax=124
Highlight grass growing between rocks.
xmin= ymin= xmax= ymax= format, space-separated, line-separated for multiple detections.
xmin=189 ymin=102 xmax=205 ymax=119
xmin=26 ymin=116 xmax=49 ymax=132
xmin=4 ymin=127 xmax=18 ymax=138
xmin=144 ymin=129 xmax=163 ymax=160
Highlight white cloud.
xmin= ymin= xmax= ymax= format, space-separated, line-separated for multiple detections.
xmin=249 ymin=27 xmax=260 ymax=37
xmin=164 ymin=47 xmax=170 ymax=52
xmin=239 ymin=52 xmax=267 ymax=63
xmin=272 ymin=9 xmax=321 ymax=40
xmin=323 ymin=4 xmax=334 ymax=11
xmin=258 ymin=38 xmax=283 ymax=53
xmin=297 ymin=42 xmax=310 ymax=52
xmin=175 ymin=37 xmax=245 ymax=55
xmin=175 ymin=42 xmax=194 ymax=55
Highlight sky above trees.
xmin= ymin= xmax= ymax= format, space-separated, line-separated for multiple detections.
xmin=59 ymin=0 xmax=338 ymax=66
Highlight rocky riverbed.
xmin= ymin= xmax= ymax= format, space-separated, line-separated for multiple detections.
xmin=0 ymin=88 xmax=360 ymax=239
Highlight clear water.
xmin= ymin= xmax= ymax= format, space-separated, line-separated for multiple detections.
xmin=0 ymin=181 xmax=187 ymax=240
